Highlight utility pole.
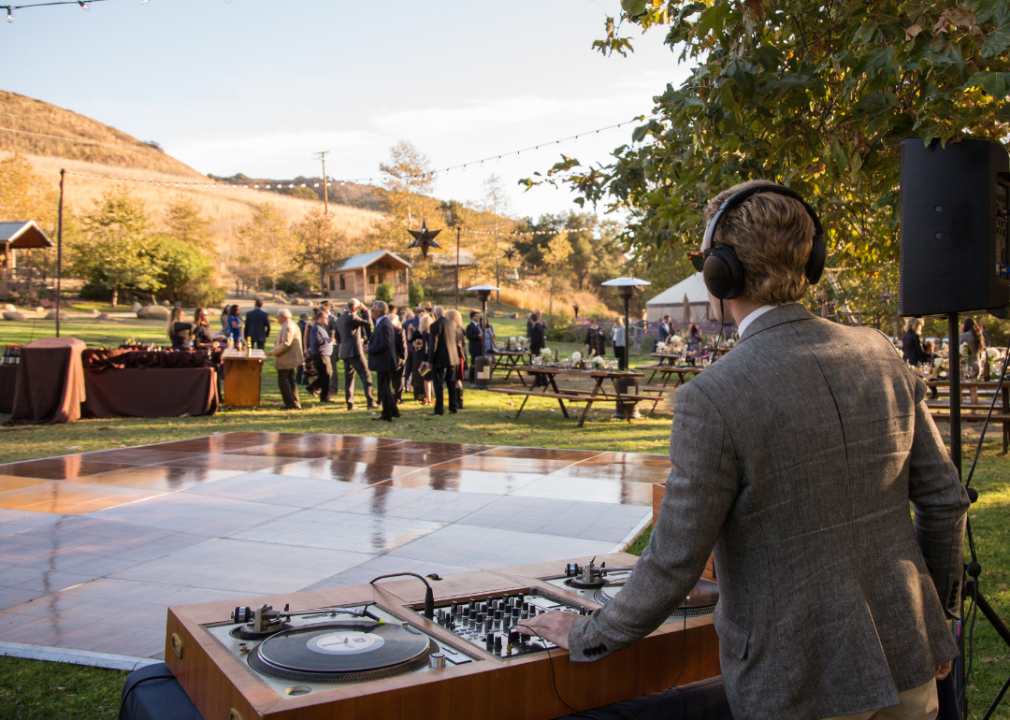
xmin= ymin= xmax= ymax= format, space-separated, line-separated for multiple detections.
xmin=56 ymin=169 xmax=65 ymax=338
xmin=455 ymin=227 xmax=461 ymax=309
xmin=493 ymin=223 xmax=500 ymax=305
xmin=316 ymin=151 xmax=329 ymax=214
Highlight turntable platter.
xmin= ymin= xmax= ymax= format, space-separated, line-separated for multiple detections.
xmin=594 ymin=578 xmax=719 ymax=616
xmin=249 ymin=621 xmax=437 ymax=683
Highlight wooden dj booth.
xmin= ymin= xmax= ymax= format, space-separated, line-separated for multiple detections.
xmin=165 ymin=552 xmax=721 ymax=720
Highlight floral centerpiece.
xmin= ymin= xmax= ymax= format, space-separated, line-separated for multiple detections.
xmin=540 ymin=347 xmax=552 ymax=361
xmin=591 ymin=355 xmax=606 ymax=370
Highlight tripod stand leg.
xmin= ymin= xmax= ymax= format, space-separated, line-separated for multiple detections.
xmin=982 ymin=673 xmax=1010 ymax=720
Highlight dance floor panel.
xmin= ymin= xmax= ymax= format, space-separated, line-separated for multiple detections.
xmin=0 ymin=432 xmax=667 ymax=658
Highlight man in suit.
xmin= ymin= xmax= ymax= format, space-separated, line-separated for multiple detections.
xmin=465 ymin=310 xmax=483 ymax=384
xmin=320 ymin=301 xmax=340 ymax=395
xmin=521 ymin=181 xmax=969 ymax=720
xmin=335 ymin=299 xmax=376 ymax=411
xmin=266 ymin=308 xmax=303 ymax=410
xmin=244 ymin=299 xmax=271 ymax=350
xmin=528 ymin=309 xmax=547 ymax=387
xmin=391 ymin=313 xmax=408 ymax=404
xmin=304 ymin=308 xmax=334 ymax=403
xmin=367 ymin=300 xmax=399 ymax=422
xmin=425 ymin=305 xmax=459 ymax=415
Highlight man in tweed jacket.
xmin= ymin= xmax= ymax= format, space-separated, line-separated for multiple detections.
xmin=521 ymin=181 xmax=969 ymax=720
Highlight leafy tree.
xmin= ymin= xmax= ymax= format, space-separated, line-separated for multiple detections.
xmin=285 ymin=186 xmax=320 ymax=202
xmin=0 ymin=154 xmax=58 ymax=278
xmin=292 ymin=207 xmax=348 ymax=291
xmin=237 ymin=203 xmax=295 ymax=296
xmin=543 ymin=231 xmax=573 ymax=315
xmin=375 ymin=281 xmax=395 ymax=304
xmin=69 ymin=185 xmax=160 ymax=307
xmin=163 ymin=196 xmax=214 ymax=255
xmin=144 ymin=235 xmax=214 ymax=305
xmin=409 ymin=280 xmax=425 ymax=307
xmin=526 ymin=0 xmax=1010 ymax=319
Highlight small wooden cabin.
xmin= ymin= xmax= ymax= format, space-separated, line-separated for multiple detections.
xmin=324 ymin=251 xmax=411 ymax=306
xmin=0 ymin=221 xmax=54 ymax=294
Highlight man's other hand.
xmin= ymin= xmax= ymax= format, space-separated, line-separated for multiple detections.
xmin=936 ymin=661 xmax=951 ymax=680
xmin=516 ymin=611 xmax=577 ymax=651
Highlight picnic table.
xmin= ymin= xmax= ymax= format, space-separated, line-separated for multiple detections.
xmin=638 ymin=363 xmax=704 ymax=388
xmin=926 ymin=379 xmax=1010 ymax=454
xmin=481 ymin=365 xmax=652 ymax=427
xmin=490 ymin=349 xmax=534 ymax=386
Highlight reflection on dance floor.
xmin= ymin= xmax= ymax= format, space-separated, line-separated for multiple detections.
xmin=0 ymin=433 xmax=667 ymax=658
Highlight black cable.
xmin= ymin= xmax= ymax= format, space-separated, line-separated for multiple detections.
xmin=514 ymin=624 xmax=603 ymax=720
xmin=369 ymin=572 xmax=441 ymax=619
xmin=118 ymin=673 xmax=175 ymax=720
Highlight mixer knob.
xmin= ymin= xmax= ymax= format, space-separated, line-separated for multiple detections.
xmin=450 ymin=601 xmax=458 ymax=615
xmin=461 ymin=606 xmax=469 ymax=619
xmin=494 ymin=610 xmax=502 ymax=621
xmin=509 ymin=631 xmax=520 ymax=646
xmin=494 ymin=635 xmax=502 ymax=652
xmin=485 ymin=634 xmax=494 ymax=649
xmin=516 ymin=594 xmax=524 ymax=606
xmin=468 ymin=598 xmax=477 ymax=610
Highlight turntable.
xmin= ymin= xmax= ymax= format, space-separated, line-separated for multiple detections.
xmin=544 ymin=558 xmax=719 ymax=620
xmin=165 ymin=552 xmax=721 ymax=720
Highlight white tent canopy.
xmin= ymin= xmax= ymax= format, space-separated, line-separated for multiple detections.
xmin=645 ymin=273 xmax=712 ymax=324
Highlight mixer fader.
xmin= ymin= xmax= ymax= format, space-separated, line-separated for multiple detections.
xmin=413 ymin=588 xmax=589 ymax=658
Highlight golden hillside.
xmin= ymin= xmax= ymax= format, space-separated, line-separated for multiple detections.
xmin=0 ymin=90 xmax=204 ymax=176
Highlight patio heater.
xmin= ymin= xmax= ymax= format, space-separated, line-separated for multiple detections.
xmin=602 ymin=276 xmax=651 ymax=420
xmin=601 ymin=276 xmax=651 ymax=371
xmin=466 ymin=285 xmax=499 ymax=388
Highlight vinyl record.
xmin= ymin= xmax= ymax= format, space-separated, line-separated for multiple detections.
xmin=248 ymin=622 xmax=436 ymax=683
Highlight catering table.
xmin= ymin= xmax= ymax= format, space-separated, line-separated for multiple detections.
xmin=0 ymin=364 xmax=15 ymax=414
xmin=222 ymin=349 xmax=264 ymax=407
xmin=81 ymin=348 xmax=220 ymax=418
xmin=483 ymin=365 xmax=649 ymax=427
xmin=8 ymin=337 xmax=87 ymax=424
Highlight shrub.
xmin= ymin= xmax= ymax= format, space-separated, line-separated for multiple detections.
xmin=546 ymin=311 xmax=581 ymax=342
xmin=408 ymin=281 xmax=425 ymax=307
xmin=375 ymin=281 xmax=395 ymax=304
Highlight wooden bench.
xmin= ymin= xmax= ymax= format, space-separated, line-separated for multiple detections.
xmin=929 ymin=410 xmax=1010 ymax=454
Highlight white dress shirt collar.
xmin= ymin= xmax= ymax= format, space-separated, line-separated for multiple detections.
xmin=737 ymin=305 xmax=779 ymax=338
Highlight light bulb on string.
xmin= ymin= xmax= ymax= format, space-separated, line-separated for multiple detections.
xmin=78 ymin=1 xmax=89 ymax=10
xmin=5 ymin=8 xmax=12 ymax=22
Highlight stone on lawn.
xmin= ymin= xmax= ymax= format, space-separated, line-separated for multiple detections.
xmin=137 ymin=305 xmax=170 ymax=320
xmin=2 ymin=310 xmax=25 ymax=321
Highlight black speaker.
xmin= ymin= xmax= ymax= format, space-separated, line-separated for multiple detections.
xmin=898 ymin=138 xmax=1010 ymax=318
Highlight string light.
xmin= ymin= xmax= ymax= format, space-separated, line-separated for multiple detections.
xmin=1 ymin=0 xmax=232 ymax=21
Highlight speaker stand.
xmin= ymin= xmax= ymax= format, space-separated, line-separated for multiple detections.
xmin=947 ymin=313 xmax=1010 ymax=720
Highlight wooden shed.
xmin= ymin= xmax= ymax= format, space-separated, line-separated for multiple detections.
xmin=0 ymin=221 xmax=54 ymax=293
xmin=324 ymin=251 xmax=411 ymax=306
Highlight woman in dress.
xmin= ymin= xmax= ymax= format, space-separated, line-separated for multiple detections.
xmin=192 ymin=308 xmax=216 ymax=348
xmin=902 ymin=317 xmax=930 ymax=367
xmin=447 ymin=309 xmax=467 ymax=409
xmin=228 ymin=305 xmax=243 ymax=346
xmin=960 ymin=317 xmax=987 ymax=379
xmin=612 ymin=316 xmax=626 ymax=370
xmin=416 ymin=314 xmax=434 ymax=405
xmin=167 ymin=307 xmax=193 ymax=350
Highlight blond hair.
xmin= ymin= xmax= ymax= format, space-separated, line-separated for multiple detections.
xmin=446 ymin=309 xmax=463 ymax=326
xmin=904 ymin=317 xmax=924 ymax=334
xmin=419 ymin=315 xmax=431 ymax=333
xmin=704 ymin=180 xmax=816 ymax=305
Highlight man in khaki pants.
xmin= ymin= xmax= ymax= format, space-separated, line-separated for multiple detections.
xmin=522 ymin=181 xmax=968 ymax=720
xmin=267 ymin=308 xmax=304 ymax=410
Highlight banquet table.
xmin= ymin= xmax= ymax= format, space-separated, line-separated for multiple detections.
xmin=0 ymin=364 xmax=15 ymax=414
xmin=9 ymin=337 xmax=87 ymax=424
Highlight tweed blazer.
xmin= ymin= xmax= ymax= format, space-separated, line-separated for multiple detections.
xmin=568 ymin=304 xmax=969 ymax=720
xmin=336 ymin=310 xmax=373 ymax=360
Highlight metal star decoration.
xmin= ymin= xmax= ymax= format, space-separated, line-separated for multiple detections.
xmin=407 ymin=219 xmax=442 ymax=259
xmin=504 ymin=247 xmax=516 ymax=260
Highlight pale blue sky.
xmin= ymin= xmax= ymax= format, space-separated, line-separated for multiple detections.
xmin=1 ymin=0 xmax=690 ymax=219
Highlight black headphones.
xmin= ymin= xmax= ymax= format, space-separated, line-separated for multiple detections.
xmin=699 ymin=185 xmax=826 ymax=300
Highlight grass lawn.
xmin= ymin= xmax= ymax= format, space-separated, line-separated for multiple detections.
xmin=3 ymin=316 xmax=1007 ymax=718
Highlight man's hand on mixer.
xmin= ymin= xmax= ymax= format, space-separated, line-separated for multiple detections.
xmin=517 ymin=611 xmax=577 ymax=650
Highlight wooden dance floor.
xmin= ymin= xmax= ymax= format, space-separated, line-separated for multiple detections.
xmin=0 ymin=433 xmax=669 ymax=658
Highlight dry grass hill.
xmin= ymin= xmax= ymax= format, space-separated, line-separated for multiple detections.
xmin=0 ymin=90 xmax=385 ymax=267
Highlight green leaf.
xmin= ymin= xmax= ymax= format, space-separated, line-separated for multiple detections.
xmin=981 ymin=16 xmax=1010 ymax=58
xmin=621 ymin=0 xmax=647 ymax=16
xmin=962 ymin=71 xmax=1010 ymax=98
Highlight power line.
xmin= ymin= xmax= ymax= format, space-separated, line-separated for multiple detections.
xmin=3 ymin=0 xmax=232 ymax=23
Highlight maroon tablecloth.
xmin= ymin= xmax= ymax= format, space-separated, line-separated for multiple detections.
xmin=82 ymin=367 xmax=219 ymax=419
xmin=82 ymin=348 xmax=221 ymax=371
xmin=10 ymin=337 xmax=87 ymax=424
xmin=0 ymin=364 xmax=16 ymax=414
